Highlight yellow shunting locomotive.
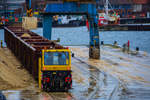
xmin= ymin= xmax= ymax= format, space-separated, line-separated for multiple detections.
xmin=39 ymin=49 xmax=72 ymax=91
xmin=4 ymin=26 xmax=72 ymax=92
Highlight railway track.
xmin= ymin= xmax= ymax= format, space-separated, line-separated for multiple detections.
xmin=71 ymin=57 xmax=121 ymax=100
xmin=40 ymin=56 xmax=121 ymax=100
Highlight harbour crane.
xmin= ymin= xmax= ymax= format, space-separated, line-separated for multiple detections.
xmin=43 ymin=0 xmax=100 ymax=59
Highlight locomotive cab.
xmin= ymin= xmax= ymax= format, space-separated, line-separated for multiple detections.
xmin=39 ymin=49 xmax=72 ymax=92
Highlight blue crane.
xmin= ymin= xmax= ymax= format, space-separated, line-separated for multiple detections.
xmin=26 ymin=0 xmax=100 ymax=59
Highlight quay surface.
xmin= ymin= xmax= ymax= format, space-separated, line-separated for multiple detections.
xmin=0 ymin=45 xmax=150 ymax=100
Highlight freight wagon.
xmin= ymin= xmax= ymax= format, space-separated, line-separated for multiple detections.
xmin=4 ymin=26 xmax=72 ymax=91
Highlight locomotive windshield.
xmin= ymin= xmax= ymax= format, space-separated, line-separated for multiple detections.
xmin=44 ymin=52 xmax=69 ymax=65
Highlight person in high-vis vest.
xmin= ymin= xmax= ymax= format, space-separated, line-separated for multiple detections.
xmin=27 ymin=8 xmax=33 ymax=17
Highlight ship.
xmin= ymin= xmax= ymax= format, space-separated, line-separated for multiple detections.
xmin=97 ymin=0 xmax=150 ymax=30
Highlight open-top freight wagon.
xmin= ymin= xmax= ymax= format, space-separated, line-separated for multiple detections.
xmin=4 ymin=26 xmax=72 ymax=92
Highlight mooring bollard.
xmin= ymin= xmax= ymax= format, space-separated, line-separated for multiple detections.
xmin=101 ymin=41 xmax=104 ymax=45
xmin=136 ymin=47 xmax=139 ymax=52
xmin=0 ymin=40 xmax=3 ymax=48
xmin=135 ymin=47 xmax=139 ymax=55
xmin=114 ymin=41 xmax=117 ymax=46
xmin=122 ymin=43 xmax=126 ymax=52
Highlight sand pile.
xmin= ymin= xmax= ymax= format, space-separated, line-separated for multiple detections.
xmin=0 ymin=48 xmax=36 ymax=90
xmin=21 ymin=33 xmax=31 ymax=38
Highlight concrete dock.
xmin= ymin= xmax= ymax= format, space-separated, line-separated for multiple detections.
xmin=1 ymin=45 xmax=150 ymax=100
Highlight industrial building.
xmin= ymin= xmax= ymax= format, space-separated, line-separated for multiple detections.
xmin=0 ymin=0 xmax=24 ymax=17
xmin=97 ymin=0 xmax=150 ymax=18
xmin=1 ymin=0 xmax=150 ymax=18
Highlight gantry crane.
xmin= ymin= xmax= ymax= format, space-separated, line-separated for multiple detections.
xmin=42 ymin=0 xmax=100 ymax=59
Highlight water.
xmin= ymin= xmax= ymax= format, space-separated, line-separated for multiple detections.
xmin=1 ymin=27 xmax=150 ymax=53
xmin=32 ymin=27 xmax=150 ymax=53
xmin=32 ymin=27 xmax=90 ymax=46
xmin=100 ymin=31 xmax=150 ymax=53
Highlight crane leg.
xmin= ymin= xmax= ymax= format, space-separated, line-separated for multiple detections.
xmin=43 ymin=15 xmax=53 ymax=40
xmin=88 ymin=18 xmax=100 ymax=59
xmin=88 ymin=5 xmax=100 ymax=59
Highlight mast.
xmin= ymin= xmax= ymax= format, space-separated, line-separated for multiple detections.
xmin=105 ymin=0 xmax=109 ymax=16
